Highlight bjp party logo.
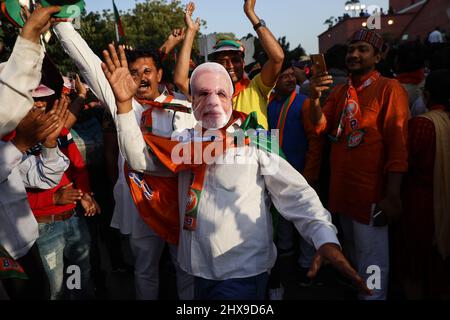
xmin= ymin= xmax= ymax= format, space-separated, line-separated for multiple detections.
xmin=347 ymin=129 xmax=365 ymax=148
xmin=186 ymin=189 xmax=199 ymax=213
xmin=345 ymin=100 xmax=359 ymax=118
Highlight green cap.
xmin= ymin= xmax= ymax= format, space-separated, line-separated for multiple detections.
xmin=3 ymin=0 xmax=25 ymax=27
xmin=40 ymin=0 xmax=85 ymax=19
xmin=2 ymin=0 xmax=85 ymax=27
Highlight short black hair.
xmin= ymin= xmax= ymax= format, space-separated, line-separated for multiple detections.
xmin=425 ymin=69 xmax=450 ymax=108
xmin=280 ymin=58 xmax=294 ymax=74
xmin=125 ymin=49 xmax=163 ymax=70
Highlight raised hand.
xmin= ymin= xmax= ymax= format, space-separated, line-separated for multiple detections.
xmin=309 ymin=70 xmax=333 ymax=100
xmin=160 ymin=28 xmax=186 ymax=56
xmin=185 ymin=2 xmax=201 ymax=32
xmin=53 ymin=183 xmax=83 ymax=205
xmin=101 ymin=44 xmax=139 ymax=105
xmin=74 ymin=74 xmax=88 ymax=99
xmin=13 ymin=108 xmax=59 ymax=153
xmin=168 ymin=28 xmax=186 ymax=46
xmin=20 ymin=5 xmax=61 ymax=43
xmin=43 ymin=96 xmax=70 ymax=148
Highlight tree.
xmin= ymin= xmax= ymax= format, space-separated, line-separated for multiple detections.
xmin=1 ymin=0 xmax=206 ymax=74
xmin=121 ymin=0 xmax=183 ymax=49
xmin=286 ymin=44 xmax=306 ymax=62
xmin=324 ymin=16 xmax=336 ymax=29
xmin=0 ymin=19 xmax=19 ymax=62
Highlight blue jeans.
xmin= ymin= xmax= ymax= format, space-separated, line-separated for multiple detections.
xmin=194 ymin=273 xmax=269 ymax=300
xmin=36 ymin=214 xmax=92 ymax=300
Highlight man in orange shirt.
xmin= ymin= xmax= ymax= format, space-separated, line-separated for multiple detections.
xmin=309 ymin=29 xmax=409 ymax=300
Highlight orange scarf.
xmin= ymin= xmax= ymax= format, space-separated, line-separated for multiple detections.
xmin=330 ymin=71 xmax=380 ymax=148
xmin=125 ymin=96 xmax=192 ymax=244
xmin=135 ymin=97 xmax=192 ymax=115
xmin=125 ymin=110 xmax=250 ymax=243
xmin=268 ymin=91 xmax=297 ymax=146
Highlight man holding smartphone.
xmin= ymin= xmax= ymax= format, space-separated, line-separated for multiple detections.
xmin=308 ymin=29 xmax=409 ymax=300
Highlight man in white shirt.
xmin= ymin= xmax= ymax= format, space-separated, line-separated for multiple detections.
xmin=102 ymin=45 xmax=371 ymax=299
xmin=53 ymin=22 xmax=194 ymax=300
xmin=0 ymin=4 xmax=69 ymax=300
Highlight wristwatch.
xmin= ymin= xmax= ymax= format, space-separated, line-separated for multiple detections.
xmin=253 ymin=19 xmax=266 ymax=31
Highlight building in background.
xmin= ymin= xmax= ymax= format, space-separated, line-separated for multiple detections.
xmin=318 ymin=0 xmax=450 ymax=52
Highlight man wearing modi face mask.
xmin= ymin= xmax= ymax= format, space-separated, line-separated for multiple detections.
xmin=190 ymin=63 xmax=234 ymax=130
xmin=103 ymin=46 xmax=371 ymax=299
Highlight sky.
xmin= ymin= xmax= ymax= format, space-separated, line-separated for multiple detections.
xmin=84 ymin=0 xmax=389 ymax=54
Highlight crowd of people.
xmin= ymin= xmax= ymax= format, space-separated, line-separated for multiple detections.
xmin=0 ymin=0 xmax=449 ymax=301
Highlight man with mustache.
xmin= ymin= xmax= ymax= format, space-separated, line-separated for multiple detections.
xmin=53 ymin=23 xmax=195 ymax=299
xmin=309 ymin=29 xmax=410 ymax=300
xmin=174 ymin=0 xmax=284 ymax=129
xmin=102 ymin=43 xmax=371 ymax=299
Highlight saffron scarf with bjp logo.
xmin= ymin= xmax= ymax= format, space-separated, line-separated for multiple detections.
xmin=125 ymin=110 xmax=279 ymax=244
xmin=330 ymin=70 xmax=380 ymax=148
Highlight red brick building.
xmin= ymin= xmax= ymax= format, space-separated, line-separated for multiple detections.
xmin=318 ymin=0 xmax=450 ymax=52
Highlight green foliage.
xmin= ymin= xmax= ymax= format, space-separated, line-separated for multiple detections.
xmin=122 ymin=0 xmax=186 ymax=50
xmin=2 ymin=0 xmax=204 ymax=73
xmin=0 ymin=20 xmax=19 ymax=62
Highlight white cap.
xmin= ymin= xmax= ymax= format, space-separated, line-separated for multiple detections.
xmin=32 ymin=84 xmax=55 ymax=98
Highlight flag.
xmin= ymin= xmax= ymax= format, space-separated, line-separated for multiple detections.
xmin=112 ymin=0 xmax=125 ymax=42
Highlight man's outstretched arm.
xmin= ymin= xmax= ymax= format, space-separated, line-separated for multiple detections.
xmin=53 ymin=22 xmax=118 ymax=119
xmin=101 ymin=44 xmax=172 ymax=176
xmin=244 ymin=0 xmax=284 ymax=88
xmin=173 ymin=2 xmax=200 ymax=99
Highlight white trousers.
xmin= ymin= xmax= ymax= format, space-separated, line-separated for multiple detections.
xmin=129 ymin=234 xmax=194 ymax=300
xmin=339 ymin=214 xmax=389 ymax=300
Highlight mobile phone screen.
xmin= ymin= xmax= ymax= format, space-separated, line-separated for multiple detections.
xmin=372 ymin=204 xmax=388 ymax=227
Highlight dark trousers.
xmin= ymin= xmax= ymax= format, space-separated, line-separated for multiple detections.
xmin=2 ymin=243 xmax=50 ymax=300
xmin=194 ymin=272 xmax=269 ymax=300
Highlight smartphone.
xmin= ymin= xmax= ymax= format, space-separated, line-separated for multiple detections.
xmin=372 ymin=204 xmax=388 ymax=227
xmin=310 ymin=54 xmax=328 ymax=76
